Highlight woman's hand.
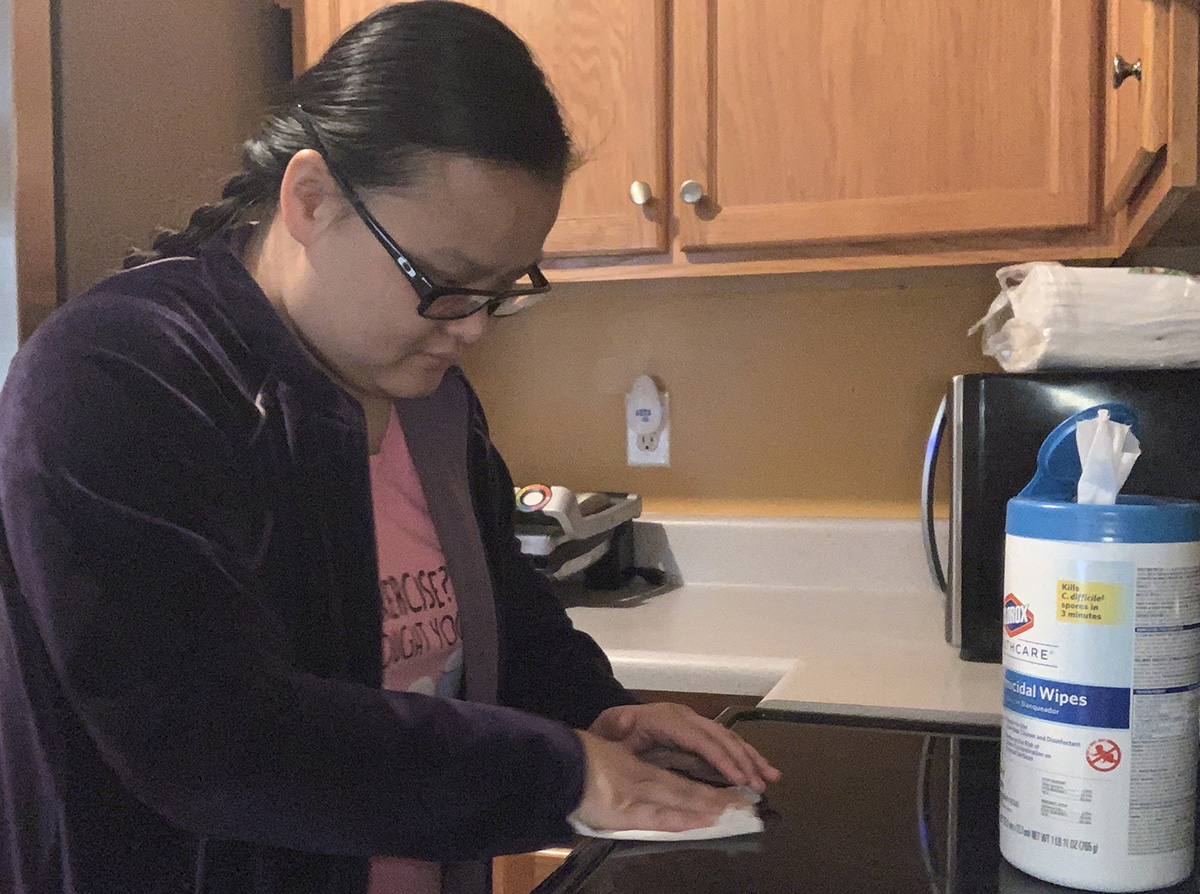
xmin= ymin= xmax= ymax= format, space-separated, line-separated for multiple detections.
xmin=570 ymin=730 xmax=753 ymax=833
xmin=588 ymin=703 xmax=781 ymax=793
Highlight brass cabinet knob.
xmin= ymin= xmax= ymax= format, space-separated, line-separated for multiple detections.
xmin=629 ymin=180 xmax=653 ymax=205
xmin=1113 ymin=54 xmax=1142 ymax=89
xmin=679 ymin=180 xmax=705 ymax=204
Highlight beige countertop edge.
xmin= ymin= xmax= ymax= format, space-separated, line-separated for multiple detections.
xmin=603 ymin=647 xmax=1005 ymax=725
xmin=755 ymin=698 xmax=1003 ymax=728
xmin=760 ymin=648 xmax=1005 ymax=725
xmin=593 ymin=633 xmax=1005 ymax=724
xmin=603 ymin=650 xmax=800 ymax=697
xmin=568 ymin=583 xmax=1006 ymax=722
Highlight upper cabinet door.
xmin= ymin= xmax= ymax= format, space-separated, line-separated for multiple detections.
xmin=472 ymin=1 xmax=669 ymax=256
xmin=1112 ymin=0 xmax=1198 ymax=255
xmin=672 ymin=1 xmax=1099 ymax=251
xmin=1105 ymin=0 xmax=1170 ymax=212
xmin=284 ymin=0 xmax=669 ymax=257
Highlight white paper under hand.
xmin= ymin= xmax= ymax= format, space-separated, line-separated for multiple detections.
xmin=567 ymin=787 xmax=764 ymax=841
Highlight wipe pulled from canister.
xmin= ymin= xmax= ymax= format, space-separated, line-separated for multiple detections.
xmin=1075 ymin=408 xmax=1141 ymax=504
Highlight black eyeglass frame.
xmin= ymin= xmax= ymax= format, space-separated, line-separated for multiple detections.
xmin=293 ymin=107 xmax=551 ymax=320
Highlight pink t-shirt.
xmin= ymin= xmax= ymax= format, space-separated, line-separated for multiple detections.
xmin=367 ymin=408 xmax=463 ymax=894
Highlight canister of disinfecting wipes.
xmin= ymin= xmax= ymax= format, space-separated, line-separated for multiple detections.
xmin=999 ymin=405 xmax=1200 ymax=892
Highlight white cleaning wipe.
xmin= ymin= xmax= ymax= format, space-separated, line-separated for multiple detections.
xmin=567 ymin=787 xmax=764 ymax=841
xmin=1075 ymin=408 xmax=1140 ymax=505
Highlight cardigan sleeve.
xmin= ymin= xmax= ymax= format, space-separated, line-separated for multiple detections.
xmin=0 ymin=301 xmax=587 ymax=861
xmin=460 ymin=372 xmax=640 ymax=729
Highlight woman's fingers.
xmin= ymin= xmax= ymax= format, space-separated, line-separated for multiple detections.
xmin=639 ymin=745 xmax=728 ymax=784
xmin=589 ymin=704 xmax=782 ymax=792
xmin=676 ymin=721 xmax=781 ymax=791
xmin=662 ymin=720 xmax=761 ymax=787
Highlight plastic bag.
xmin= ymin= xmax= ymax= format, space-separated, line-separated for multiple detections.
xmin=968 ymin=262 xmax=1200 ymax=371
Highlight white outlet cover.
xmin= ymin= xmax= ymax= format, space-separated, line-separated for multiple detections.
xmin=627 ymin=392 xmax=670 ymax=467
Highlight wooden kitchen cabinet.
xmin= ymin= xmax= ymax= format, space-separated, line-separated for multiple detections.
xmin=673 ymin=2 xmax=1095 ymax=249
xmin=493 ymin=846 xmax=570 ymax=894
xmin=463 ymin=1 xmax=669 ymax=257
xmin=278 ymin=0 xmax=669 ymax=258
xmin=1106 ymin=0 xmax=1169 ymax=211
xmin=279 ymin=0 xmax=1200 ymax=280
xmin=1110 ymin=0 xmax=1199 ymax=256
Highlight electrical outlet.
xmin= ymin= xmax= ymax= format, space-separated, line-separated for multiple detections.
xmin=627 ymin=392 xmax=670 ymax=466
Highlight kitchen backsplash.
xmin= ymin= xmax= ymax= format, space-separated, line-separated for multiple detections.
xmin=462 ymin=267 xmax=997 ymax=518
xmin=632 ymin=514 xmax=947 ymax=592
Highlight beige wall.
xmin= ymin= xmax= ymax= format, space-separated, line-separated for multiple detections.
xmin=57 ymin=0 xmax=291 ymax=298
xmin=461 ymin=266 xmax=997 ymax=518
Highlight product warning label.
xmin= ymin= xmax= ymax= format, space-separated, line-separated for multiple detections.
xmin=1058 ymin=579 xmax=1122 ymax=625
xmin=1085 ymin=739 xmax=1122 ymax=772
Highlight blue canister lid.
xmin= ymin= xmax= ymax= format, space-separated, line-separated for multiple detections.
xmin=1008 ymin=495 xmax=1200 ymax=544
xmin=1007 ymin=402 xmax=1200 ymax=543
xmin=1017 ymin=402 xmax=1140 ymax=502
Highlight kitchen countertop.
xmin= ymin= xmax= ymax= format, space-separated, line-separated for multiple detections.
xmin=534 ymin=711 xmax=1011 ymax=894
xmin=561 ymin=515 xmax=1003 ymax=726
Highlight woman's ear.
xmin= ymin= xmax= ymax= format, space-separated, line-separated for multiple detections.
xmin=277 ymin=149 xmax=342 ymax=247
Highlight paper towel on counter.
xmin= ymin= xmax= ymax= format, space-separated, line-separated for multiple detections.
xmin=567 ymin=787 xmax=764 ymax=841
xmin=1075 ymin=409 xmax=1141 ymax=505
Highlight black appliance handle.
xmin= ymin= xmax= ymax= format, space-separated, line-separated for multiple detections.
xmin=921 ymin=395 xmax=948 ymax=594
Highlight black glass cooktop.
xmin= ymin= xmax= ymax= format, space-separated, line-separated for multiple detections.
xmin=534 ymin=708 xmax=1200 ymax=894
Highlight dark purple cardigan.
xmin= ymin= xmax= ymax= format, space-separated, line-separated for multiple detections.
xmin=0 ymin=240 xmax=636 ymax=894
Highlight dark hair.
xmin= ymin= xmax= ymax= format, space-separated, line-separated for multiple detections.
xmin=124 ymin=0 xmax=572 ymax=268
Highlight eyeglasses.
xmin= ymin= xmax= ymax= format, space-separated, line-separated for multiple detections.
xmin=293 ymin=107 xmax=551 ymax=321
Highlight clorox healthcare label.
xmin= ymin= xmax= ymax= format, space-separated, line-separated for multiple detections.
xmin=1000 ymin=530 xmax=1200 ymax=892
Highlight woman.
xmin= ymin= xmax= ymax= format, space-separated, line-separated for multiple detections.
xmin=0 ymin=3 xmax=778 ymax=893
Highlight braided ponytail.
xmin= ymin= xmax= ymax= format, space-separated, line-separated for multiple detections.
xmin=122 ymin=136 xmax=289 ymax=269
xmin=123 ymin=1 xmax=572 ymax=269
xmin=123 ymin=172 xmax=255 ymax=268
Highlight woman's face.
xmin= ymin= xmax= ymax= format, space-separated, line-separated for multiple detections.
xmin=276 ymin=152 xmax=561 ymax=401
